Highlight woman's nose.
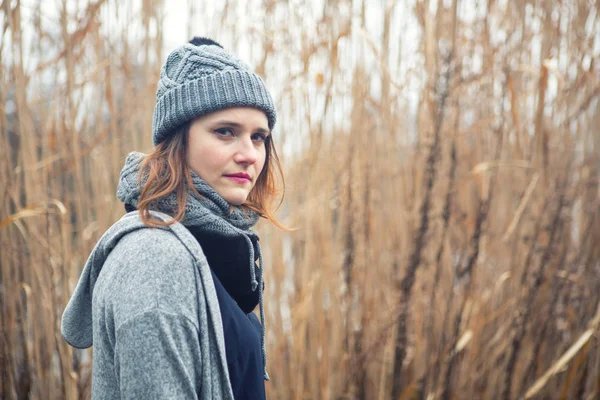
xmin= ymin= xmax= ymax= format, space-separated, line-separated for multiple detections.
xmin=233 ymin=137 xmax=258 ymax=165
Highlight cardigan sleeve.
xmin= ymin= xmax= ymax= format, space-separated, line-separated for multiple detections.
xmin=114 ymin=308 xmax=203 ymax=399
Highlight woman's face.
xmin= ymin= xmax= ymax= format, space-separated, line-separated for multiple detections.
xmin=187 ymin=107 xmax=270 ymax=206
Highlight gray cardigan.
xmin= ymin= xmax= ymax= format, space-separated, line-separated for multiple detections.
xmin=61 ymin=210 xmax=235 ymax=399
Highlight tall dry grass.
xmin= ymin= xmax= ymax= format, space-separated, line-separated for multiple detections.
xmin=1 ymin=1 xmax=599 ymax=399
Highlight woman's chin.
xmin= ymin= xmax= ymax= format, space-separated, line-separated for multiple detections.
xmin=220 ymin=189 xmax=250 ymax=206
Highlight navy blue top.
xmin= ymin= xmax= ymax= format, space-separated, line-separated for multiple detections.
xmin=210 ymin=270 xmax=266 ymax=400
xmin=188 ymin=226 xmax=266 ymax=400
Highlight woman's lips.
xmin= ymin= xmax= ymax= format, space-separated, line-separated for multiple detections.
xmin=225 ymin=176 xmax=251 ymax=184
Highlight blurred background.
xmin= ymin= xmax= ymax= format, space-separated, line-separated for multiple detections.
xmin=1 ymin=0 xmax=599 ymax=399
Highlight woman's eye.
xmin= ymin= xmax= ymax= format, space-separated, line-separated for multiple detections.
xmin=215 ymin=128 xmax=234 ymax=137
xmin=252 ymin=133 xmax=267 ymax=142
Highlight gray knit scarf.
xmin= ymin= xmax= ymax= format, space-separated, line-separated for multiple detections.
xmin=116 ymin=151 xmax=270 ymax=380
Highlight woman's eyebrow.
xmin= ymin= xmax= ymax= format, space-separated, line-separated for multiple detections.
xmin=213 ymin=120 xmax=271 ymax=135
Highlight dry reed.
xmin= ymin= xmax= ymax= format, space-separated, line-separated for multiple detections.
xmin=1 ymin=1 xmax=599 ymax=399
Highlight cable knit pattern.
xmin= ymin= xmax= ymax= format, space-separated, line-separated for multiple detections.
xmin=116 ymin=151 xmax=270 ymax=380
xmin=152 ymin=42 xmax=277 ymax=146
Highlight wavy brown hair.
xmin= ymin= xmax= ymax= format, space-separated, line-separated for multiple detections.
xmin=136 ymin=121 xmax=287 ymax=229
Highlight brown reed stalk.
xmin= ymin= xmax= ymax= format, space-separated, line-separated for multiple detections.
xmin=391 ymin=50 xmax=452 ymax=399
xmin=501 ymin=179 xmax=569 ymax=400
xmin=440 ymin=197 xmax=492 ymax=400
xmin=528 ymin=212 xmax=587 ymax=393
xmin=422 ymin=127 xmax=457 ymax=397
xmin=440 ymin=105 xmax=505 ymax=400
xmin=517 ymin=232 xmax=570 ymax=397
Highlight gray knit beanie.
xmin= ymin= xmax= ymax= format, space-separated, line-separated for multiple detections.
xmin=152 ymin=37 xmax=277 ymax=146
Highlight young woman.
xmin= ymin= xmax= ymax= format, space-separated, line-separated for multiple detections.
xmin=61 ymin=37 xmax=284 ymax=400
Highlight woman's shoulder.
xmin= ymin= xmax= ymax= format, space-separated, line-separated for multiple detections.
xmin=106 ymin=227 xmax=197 ymax=271
xmin=96 ymin=226 xmax=201 ymax=324
xmin=114 ymin=225 xmax=193 ymax=256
